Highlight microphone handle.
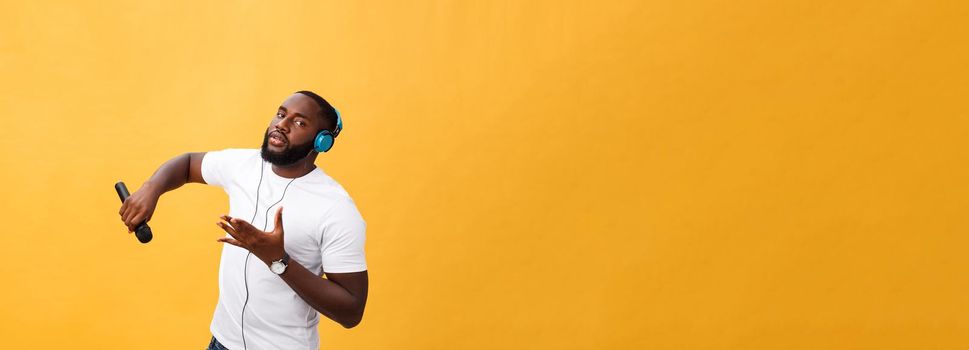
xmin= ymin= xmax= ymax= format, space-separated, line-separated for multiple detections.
xmin=115 ymin=181 xmax=154 ymax=244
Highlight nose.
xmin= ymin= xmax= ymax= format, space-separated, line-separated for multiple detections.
xmin=274 ymin=116 xmax=292 ymax=133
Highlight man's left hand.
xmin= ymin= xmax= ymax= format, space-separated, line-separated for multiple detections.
xmin=217 ymin=207 xmax=287 ymax=265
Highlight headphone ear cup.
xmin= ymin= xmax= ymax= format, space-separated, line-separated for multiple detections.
xmin=314 ymin=130 xmax=335 ymax=153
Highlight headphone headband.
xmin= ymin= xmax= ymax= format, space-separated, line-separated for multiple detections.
xmin=332 ymin=108 xmax=343 ymax=138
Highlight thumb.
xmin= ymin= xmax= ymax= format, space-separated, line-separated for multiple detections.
xmin=273 ymin=206 xmax=284 ymax=233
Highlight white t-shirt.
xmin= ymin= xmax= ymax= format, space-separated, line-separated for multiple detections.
xmin=201 ymin=148 xmax=367 ymax=350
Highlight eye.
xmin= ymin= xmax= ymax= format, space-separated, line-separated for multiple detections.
xmin=276 ymin=111 xmax=285 ymax=118
xmin=295 ymin=120 xmax=306 ymax=127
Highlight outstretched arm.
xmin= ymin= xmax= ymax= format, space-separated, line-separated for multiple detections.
xmin=119 ymin=152 xmax=207 ymax=232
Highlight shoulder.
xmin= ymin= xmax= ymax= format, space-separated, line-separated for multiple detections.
xmin=202 ymin=148 xmax=261 ymax=170
xmin=301 ymin=172 xmax=366 ymax=228
xmin=206 ymin=148 xmax=260 ymax=161
xmin=200 ymin=148 xmax=262 ymax=186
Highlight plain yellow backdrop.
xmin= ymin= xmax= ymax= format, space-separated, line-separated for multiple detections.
xmin=1 ymin=1 xmax=967 ymax=349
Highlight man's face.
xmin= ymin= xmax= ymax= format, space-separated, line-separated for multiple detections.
xmin=260 ymin=94 xmax=324 ymax=166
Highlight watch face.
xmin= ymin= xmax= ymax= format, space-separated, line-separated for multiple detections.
xmin=271 ymin=261 xmax=286 ymax=274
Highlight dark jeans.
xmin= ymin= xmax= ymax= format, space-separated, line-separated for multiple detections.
xmin=206 ymin=336 xmax=229 ymax=350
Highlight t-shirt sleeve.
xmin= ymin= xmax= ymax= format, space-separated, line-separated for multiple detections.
xmin=320 ymin=202 xmax=368 ymax=273
xmin=201 ymin=148 xmax=248 ymax=188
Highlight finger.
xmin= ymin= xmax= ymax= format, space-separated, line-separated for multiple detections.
xmin=130 ymin=213 xmax=146 ymax=228
xmin=125 ymin=205 xmax=144 ymax=228
xmin=217 ymin=220 xmax=236 ymax=234
xmin=121 ymin=200 xmax=132 ymax=222
xmin=221 ymin=215 xmax=247 ymax=230
xmin=228 ymin=218 xmax=261 ymax=237
xmin=125 ymin=202 xmax=143 ymax=225
xmin=124 ymin=208 xmax=137 ymax=227
xmin=217 ymin=237 xmax=245 ymax=248
xmin=273 ymin=206 xmax=284 ymax=233
xmin=217 ymin=222 xmax=241 ymax=241
xmin=119 ymin=198 xmax=128 ymax=216
xmin=219 ymin=215 xmax=239 ymax=232
xmin=228 ymin=216 xmax=254 ymax=230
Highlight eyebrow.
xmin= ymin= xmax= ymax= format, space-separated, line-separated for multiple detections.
xmin=278 ymin=106 xmax=310 ymax=120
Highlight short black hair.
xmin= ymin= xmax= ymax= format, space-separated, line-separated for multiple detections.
xmin=295 ymin=90 xmax=339 ymax=135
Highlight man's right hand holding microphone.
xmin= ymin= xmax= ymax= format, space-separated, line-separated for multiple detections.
xmin=116 ymin=181 xmax=159 ymax=243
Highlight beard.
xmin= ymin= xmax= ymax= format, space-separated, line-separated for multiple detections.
xmin=260 ymin=131 xmax=316 ymax=166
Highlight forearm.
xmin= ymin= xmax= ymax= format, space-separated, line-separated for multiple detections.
xmin=142 ymin=153 xmax=192 ymax=194
xmin=120 ymin=153 xmax=197 ymax=231
xmin=217 ymin=209 xmax=368 ymax=328
xmin=278 ymin=260 xmax=366 ymax=328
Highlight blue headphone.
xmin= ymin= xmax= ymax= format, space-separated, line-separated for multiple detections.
xmin=314 ymin=108 xmax=343 ymax=153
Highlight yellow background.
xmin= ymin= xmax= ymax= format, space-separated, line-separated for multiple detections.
xmin=1 ymin=1 xmax=967 ymax=349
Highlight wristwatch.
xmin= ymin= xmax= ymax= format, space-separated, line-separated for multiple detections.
xmin=269 ymin=253 xmax=290 ymax=275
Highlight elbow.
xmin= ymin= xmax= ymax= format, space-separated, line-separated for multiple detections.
xmin=338 ymin=307 xmax=365 ymax=329
xmin=315 ymin=307 xmax=364 ymax=328
xmin=340 ymin=315 xmax=362 ymax=329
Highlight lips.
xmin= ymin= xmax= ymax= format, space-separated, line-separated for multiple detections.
xmin=268 ymin=132 xmax=288 ymax=147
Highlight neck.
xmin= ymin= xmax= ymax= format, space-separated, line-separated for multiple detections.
xmin=271 ymin=154 xmax=318 ymax=179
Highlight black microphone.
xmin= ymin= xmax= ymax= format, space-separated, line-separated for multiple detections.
xmin=115 ymin=181 xmax=153 ymax=243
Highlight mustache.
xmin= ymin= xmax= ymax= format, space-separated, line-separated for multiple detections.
xmin=268 ymin=130 xmax=288 ymax=143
